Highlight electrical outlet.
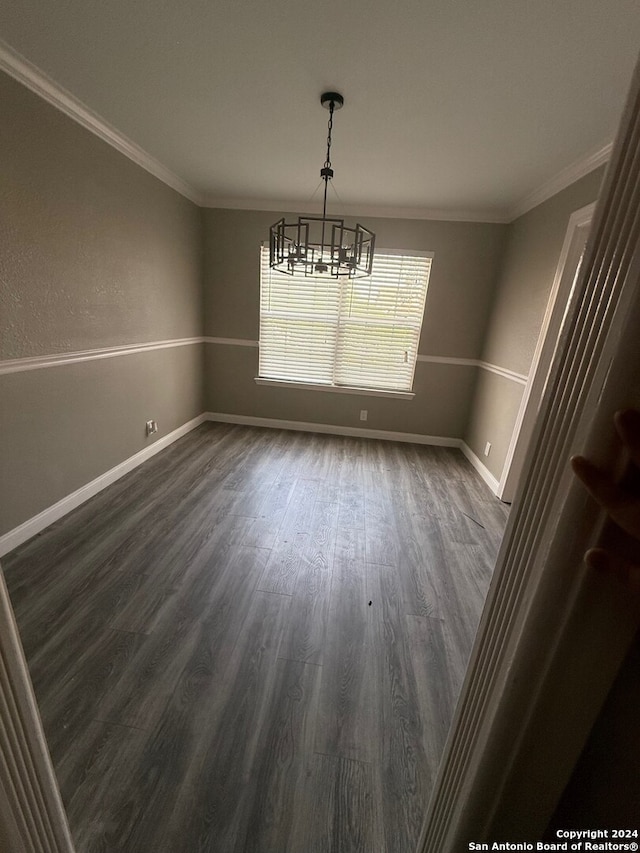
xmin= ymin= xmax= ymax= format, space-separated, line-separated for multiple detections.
xmin=146 ymin=420 xmax=158 ymax=436
xmin=484 ymin=441 xmax=492 ymax=457
xmin=360 ymin=410 xmax=368 ymax=421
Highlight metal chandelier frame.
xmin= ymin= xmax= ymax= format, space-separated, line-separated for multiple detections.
xmin=269 ymin=92 xmax=375 ymax=279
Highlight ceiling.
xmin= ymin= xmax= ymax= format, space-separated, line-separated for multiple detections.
xmin=1 ymin=0 xmax=639 ymax=219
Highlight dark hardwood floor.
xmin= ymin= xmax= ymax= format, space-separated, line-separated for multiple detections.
xmin=1 ymin=423 xmax=508 ymax=853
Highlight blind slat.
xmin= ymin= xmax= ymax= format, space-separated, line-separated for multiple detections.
xmin=259 ymin=248 xmax=431 ymax=392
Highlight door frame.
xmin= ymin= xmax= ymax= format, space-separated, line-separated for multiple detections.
xmin=498 ymin=201 xmax=596 ymax=503
xmin=0 ymin=569 xmax=75 ymax=852
xmin=419 ymin=53 xmax=640 ymax=850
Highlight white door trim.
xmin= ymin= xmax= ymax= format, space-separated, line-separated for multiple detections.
xmin=0 ymin=569 xmax=76 ymax=852
xmin=419 ymin=54 xmax=640 ymax=850
xmin=498 ymin=201 xmax=596 ymax=502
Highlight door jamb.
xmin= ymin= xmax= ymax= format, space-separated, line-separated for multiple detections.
xmin=498 ymin=202 xmax=596 ymax=503
xmin=0 ymin=569 xmax=76 ymax=852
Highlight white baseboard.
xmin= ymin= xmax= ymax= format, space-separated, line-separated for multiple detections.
xmin=0 ymin=413 xmax=496 ymax=559
xmin=0 ymin=414 xmax=206 ymax=558
xmin=206 ymin=412 xmax=460 ymax=447
xmin=460 ymin=442 xmax=500 ymax=494
xmin=208 ymin=415 xmax=504 ymax=497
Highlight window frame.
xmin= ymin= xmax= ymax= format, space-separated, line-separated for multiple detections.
xmin=256 ymin=246 xmax=433 ymax=397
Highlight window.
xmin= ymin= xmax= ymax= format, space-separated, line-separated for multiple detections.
xmin=258 ymin=247 xmax=432 ymax=394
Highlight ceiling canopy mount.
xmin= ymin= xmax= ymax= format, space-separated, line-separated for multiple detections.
xmin=269 ymin=91 xmax=375 ymax=279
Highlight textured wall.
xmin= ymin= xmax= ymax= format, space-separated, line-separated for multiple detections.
xmin=0 ymin=72 xmax=203 ymax=358
xmin=465 ymin=370 xmax=525 ymax=481
xmin=202 ymin=207 xmax=506 ymax=438
xmin=0 ymin=64 xmax=609 ymax=539
xmin=204 ymin=343 xmax=478 ymax=438
xmin=480 ymin=168 xmax=605 ymax=376
xmin=0 ymin=347 xmax=203 ymax=534
xmin=465 ymin=168 xmax=605 ymax=482
xmin=0 ymin=72 xmax=204 ymax=537
xmin=203 ymin=208 xmax=506 ymax=358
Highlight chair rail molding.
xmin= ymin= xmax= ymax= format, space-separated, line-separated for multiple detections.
xmin=419 ymin=55 xmax=640 ymax=851
xmin=498 ymin=201 xmax=596 ymax=502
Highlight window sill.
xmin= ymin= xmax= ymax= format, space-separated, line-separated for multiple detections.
xmin=254 ymin=377 xmax=415 ymax=399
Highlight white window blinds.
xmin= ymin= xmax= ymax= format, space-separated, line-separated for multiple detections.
xmin=259 ymin=247 xmax=432 ymax=392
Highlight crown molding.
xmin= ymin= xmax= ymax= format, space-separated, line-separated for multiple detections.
xmin=0 ymin=39 xmax=202 ymax=205
xmin=508 ymin=141 xmax=613 ymax=221
xmin=0 ymin=38 xmax=612 ymax=222
xmin=200 ymin=195 xmax=511 ymax=223
xmin=199 ymin=137 xmax=611 ymax=225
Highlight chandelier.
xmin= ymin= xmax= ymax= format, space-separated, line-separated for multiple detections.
xmin=269 ymin=92 xmax=375 ymax=278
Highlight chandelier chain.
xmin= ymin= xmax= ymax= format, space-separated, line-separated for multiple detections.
xmin=324 ymin=100 xmax=334 ymax=169
xmin=268 ymin=90 xmax=375 ymax=279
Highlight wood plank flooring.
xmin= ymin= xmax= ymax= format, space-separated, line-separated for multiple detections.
xmin=1 ymin=423 xmax=508 ymax=853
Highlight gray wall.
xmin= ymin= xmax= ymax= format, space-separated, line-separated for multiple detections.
xmin=0 ymin=66 xmax=611 ymax=539
xmin=465 ymin=167 xmax=605 ymax=481
xmin=202 ymin=208 xmax=506 ymax=438
xmin=0 ymin=72 xmax=204 ymax=536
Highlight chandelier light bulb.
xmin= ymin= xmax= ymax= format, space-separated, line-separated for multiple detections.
xmin=269 ymin=91 xmax=375 ymax=279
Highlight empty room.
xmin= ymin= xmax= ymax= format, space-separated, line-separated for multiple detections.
xmin=1 ymin=2 xmax=640 ymax=852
